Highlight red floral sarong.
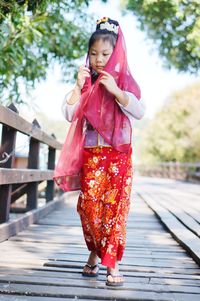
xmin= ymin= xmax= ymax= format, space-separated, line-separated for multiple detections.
xmin=77 ymin=146 xmax=133 ymax=268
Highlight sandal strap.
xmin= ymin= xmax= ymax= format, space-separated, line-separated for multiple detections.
xmin=85 ymin=263 xmax=98 ymax=269
xmin=107 ymin=274 xmax=123 ymax=278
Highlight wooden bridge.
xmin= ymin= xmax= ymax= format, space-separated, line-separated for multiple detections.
xmin=0 ymin=105 xmax=200 ymax=301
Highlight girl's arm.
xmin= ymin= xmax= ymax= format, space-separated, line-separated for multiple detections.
xmin=62 ymin=89 xmax=80 ymax=122
xmin=99 ymin=70 xmax=145 ymax=120
xmin=66 ymin=85 xmax=81 ymax=105
xmin=62 ymin=66 xmax=90 ymax=122
xmin=116 ymin=91 xmax=146 ymax=120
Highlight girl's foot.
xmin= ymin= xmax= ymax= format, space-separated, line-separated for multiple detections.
xmin=82 ymin=251 xmax=99 ymax=277
xmin=106 ymin=262 xmax=124 ymax=286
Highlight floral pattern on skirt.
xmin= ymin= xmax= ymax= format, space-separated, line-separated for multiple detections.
xmin=77 ymin=146 xmax=133 ymax=268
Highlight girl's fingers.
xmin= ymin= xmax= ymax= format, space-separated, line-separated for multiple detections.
xmin=81 ymin=71 xmax=90 ymax=76
xmin=100 ymin=70 xmax=110 ymax=76
xmin=100 ymin=74 xmax=108 ymax=79
xmin=80 ymin=69 xmax=90 ymax=75
xmin=99 ymin=79 xmax=107 ymax=84
xmin=78 ymin=71 xmax=90 ymax=79
xmin=79 ymin=66 xmax=90 ymax=72
xmin=100 ymin=77 xmax=108 ymax=81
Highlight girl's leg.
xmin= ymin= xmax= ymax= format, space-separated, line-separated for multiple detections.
xmin=77 ymin=147 xmax=106 ymax=274
xmin=100 ymin=152 xmax=132 ymax=269
xmin=101 ymin=149 xmax=133 ymax=285
xmin=77 ymin=196 xmax=102 ymax=275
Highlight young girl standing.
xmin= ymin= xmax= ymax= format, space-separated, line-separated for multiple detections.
xmin=54 ymin=17 xmax=145 ymax=286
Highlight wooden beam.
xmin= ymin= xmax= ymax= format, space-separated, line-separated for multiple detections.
xmin=26 ymin=120 xmax=41 ymax=210
xmin=46 ymin=140 xmax=56 ymax=202
xmin=0 ymin=104 xmax=18 ymax=223
xmin=0 ymin=104 xmax=62 ymax=149
xmin=0 ymin=169 xmax=54 ymax=184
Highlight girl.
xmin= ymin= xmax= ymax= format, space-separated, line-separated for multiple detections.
xmin=54 ymin=17 xmax=145 ymax=286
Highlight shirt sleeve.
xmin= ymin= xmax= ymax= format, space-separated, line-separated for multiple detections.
xmin=116 ymin=91 xmax=146 ymax=120
xmin=62 ymin=90 xmax=80 ymax=122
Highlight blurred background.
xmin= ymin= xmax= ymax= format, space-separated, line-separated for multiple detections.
xmin=0 ymin=0 xmax=199 ymax=170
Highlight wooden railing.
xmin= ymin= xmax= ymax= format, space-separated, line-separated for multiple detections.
xmin=136 ymin=162 xmax=200 ymax=181
xmin=0 ymin=103 xmax=62 ymax=224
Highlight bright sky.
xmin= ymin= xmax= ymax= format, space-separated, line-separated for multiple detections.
xmin=23 ymin=0 xmax=197 ymax=121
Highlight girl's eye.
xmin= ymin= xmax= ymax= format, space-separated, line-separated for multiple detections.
xmin=103 ymin=54 xmax=109 ymax=56
xmin=91 ymin=53 xmax=96 ymax=55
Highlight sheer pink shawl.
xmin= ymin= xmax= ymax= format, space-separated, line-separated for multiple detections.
xmin=54 ymin=27 xmax=141 ymax=191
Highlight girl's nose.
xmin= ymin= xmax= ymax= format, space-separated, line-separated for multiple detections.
xmin=96 ymin=55 xmax=103 ymax=63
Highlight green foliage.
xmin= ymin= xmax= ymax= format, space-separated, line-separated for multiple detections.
xmin=0 ymin=0 xmax=93 ymax=105
xmin=141 ymin=81 xmax=200 ymax=163
xmin=125 ymin=0 xmax=200 ymax=74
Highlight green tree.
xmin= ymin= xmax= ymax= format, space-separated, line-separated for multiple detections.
xmin=0 ymin=0 xmax=93 ymax=105
xmin=124 ymin=0 xmax=200 ymax=74
xmin=141 ymin=81 xmax=200 ymax=163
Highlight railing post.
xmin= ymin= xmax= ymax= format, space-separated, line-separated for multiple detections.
xmin=26 ymin=119 xmax=40 ymax=210
xmin=0 ymin=104 xmax=18 ymax=223
xmin=46 ymin=134 xmax=56 ymax=202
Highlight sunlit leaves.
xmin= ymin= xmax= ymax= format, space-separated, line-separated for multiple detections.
xmin=125 ymin=0 xmax=200 ymax=74
xmin=0 ymin=0 xmax=93 ymax=105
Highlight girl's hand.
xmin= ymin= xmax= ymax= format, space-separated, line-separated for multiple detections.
xmin=76 ymin=66 xmax=90 ymax=89
xmin=100 ymin=70 xmax=129 ymax=106
xmin=99 ymin=70 xmax=118 ymax=95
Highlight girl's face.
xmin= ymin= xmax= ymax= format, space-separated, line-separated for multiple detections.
xmin=89 ymin=39 xmax=113 ymax=74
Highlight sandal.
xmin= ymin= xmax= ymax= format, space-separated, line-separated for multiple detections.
xmin=82 ymin=263 xmax=99 ymax=277
xmin=106 ymin=274 xmax=124 ymax=287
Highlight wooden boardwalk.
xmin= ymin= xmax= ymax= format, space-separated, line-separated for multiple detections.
xmin=136 ymin=176 xmax=200 ymax=265
xmin=0 ymin=177 xmax=200 ymax=301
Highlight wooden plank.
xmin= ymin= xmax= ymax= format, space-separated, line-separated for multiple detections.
xmin=0 ymin=248 xmax=191 ymax=261
xmin=0 ymin=104 xmax=62 ymax=149
xmin=43 ymin=260 xmax=200 ymax=273
xmin=0 ymin=195 xmax=65 ymax=242
xmin=0 ymin=106 xmax=17 ymax=223
xmin=156 ymin=194 xmax=200 ymax=237
xmin=0 ymin=292 xmax=174 ymax=301
xmin=138 ymin=192 xmax=200 ymax=266
xmin=1 ymin=265 xmax=200 ymax=281
xmin=0 ymin=241 xmax=189 ymax=257
xmin=0 ymin=294 xmax=197 ymax=301
xmin=11 ymin=230 xmax=176 ymax=242
xmin=1 ymin=277 xmax=200 ymax=294
xmin=0 ymin=274 xmax=150 ymax=284
xmin=164 ymin=193 xmax=200 ymax=223
xmin=0 ymin=185 xmax=12 ymax=223
xmin=0 ymin=296 xmax=86 ymax=301
xmin=46 ymin=253 xmax=194 ymax=263
xmin=46 ymin=146 xmax=56 ymax=202
xmin=0 ymin=169 xmax=54 ymax=185
xmin=1 ymin=282 xmax=200 ymax=300
xmin=26 ymin=125 xmax=40 ymax=210
xmin=0 ymin=254 xmax=197 ymax=270
xmin=1 ymin=268 xmax=200 ymax=285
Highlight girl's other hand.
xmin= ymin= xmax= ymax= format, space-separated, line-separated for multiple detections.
xmin=99 ymin=70 xmax=118 ymax=95
xmin=76 ymin=66 xmax=90 ymax=89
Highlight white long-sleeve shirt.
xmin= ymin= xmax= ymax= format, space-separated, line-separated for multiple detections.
xmin=62 ymin=90 xmax=145 ymax=147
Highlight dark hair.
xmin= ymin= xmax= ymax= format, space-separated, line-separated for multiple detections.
xmin=88 ymin=30 xmax=117 ymax=51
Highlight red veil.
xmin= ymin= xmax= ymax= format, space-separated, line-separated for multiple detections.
xmin=54 ymin=26 xmax=141 ymax=191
